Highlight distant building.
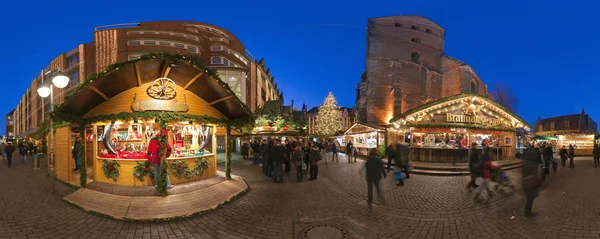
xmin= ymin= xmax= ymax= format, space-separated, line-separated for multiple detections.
xmin=5 ymin=109 xmax=15 ymax=141
xmin=357 ymin=15 xmax=491 ymax=126
xmin=534 ymin=109 xmax=598 ymax=155
xmin=10 ymin=21 xmax=281 ymax=139
xmin=307 ymin=107 xmax=357 ymax=135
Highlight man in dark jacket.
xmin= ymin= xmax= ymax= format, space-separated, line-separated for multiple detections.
xmin=364 ymin=148 xmax=386 ymax=208
xmin=394 ymin=141 xmax=410 ymax=186
xmin=271 ymin=140 xmax=285 ymax=183
xmin=251 ymin=139 xmax=260 ymax=165
xmin=541 ymin=144 xmax=553 ymax=181
xmin=568 ymin=144 xmax=575 ymax=168
xmin=385 ymin=143 xmax=395 ymax=172
xmin=284 ymin=140 xmax=292 ymax=173
xmin=593 ymin=143 xmax=599 ymax=168
xmin=5 ymin=143 xmax=15 ymax=168
xmin=522 ymin=144 xmax=542 ymax=217
xmin=466 ymin=143 xmax=481 ymax=191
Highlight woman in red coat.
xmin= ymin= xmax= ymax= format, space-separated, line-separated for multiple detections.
xmin=473 ymin=147 xmax=496 ymax=201
xmin=148 ymin=132 xmax=173 ymax=189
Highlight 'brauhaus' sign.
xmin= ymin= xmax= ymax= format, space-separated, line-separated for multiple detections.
xmin=131 ymin=99 xmax=189 ymax=112
xmin=446 ymin=113 xmax=503 ymax=127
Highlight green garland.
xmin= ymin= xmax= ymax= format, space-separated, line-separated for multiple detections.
xmin=192 ymin=157 xmax=210 ymax=177
xmin=170 ymin=160 xmax=193 ymax=180
xmin=133 ymin=161 xmax=153 ymax=184
xmin=78 ymin=123 xmax=87 ymax=188
xmin=101 ymin=160 xmax=120 ymax=182
xmin=157 ymin=121 xmax=170 ymax=196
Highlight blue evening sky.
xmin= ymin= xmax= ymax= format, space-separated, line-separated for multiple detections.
xmin=0 ymin=0 xmax=598 ymax=133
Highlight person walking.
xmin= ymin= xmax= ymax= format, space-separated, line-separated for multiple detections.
xmin=309 ymin=144 xmax=322 ymax=180
xmin=346 ymin=141 xmax=355 ymax=162
xmin=385 ymin=143 xmax=395 ymax=172
xmin=241 ymin=140 xmax=249 ymax=160
xmin=19 ymin=142 xmax=28 ymax=165
xmin=364 ymin=148 xmax=386 ymax=209
xmin=5 ymin=142 xmax=15 ymax=168
xmin=302 ymin=143 xmax=311 ymax=174
xmin=559 ymin=146 xmax=568 ymax=168
xmin=331 ymin=141 xmax=339 ymax=163
xmin=473 ymin=147 xmax=496 ymax=202
xmin=292 ymin=145 xmax=305 ymax=182
xmin=271 ymin=140 xmax=284 ymax=183
xmin=568 ymin=144 xmax=575 ymax=168
xmin=522 ymin=144 xmax=542 ymax=217
xmin=394 ymin=141 xmax=410 ymax=186
xmin=251 ymin=139 xmax=260 ymax=165
xmin=541 ymin=144 xmax=553 ymax=180
xmin=72 ymin=137 xmax=82 ymax=171
xmin=466 ymin=143 xmax=481 ymax=191
xmin=593 ymin=143 xmax=600 ymax=168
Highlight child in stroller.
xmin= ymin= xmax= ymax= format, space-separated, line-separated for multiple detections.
xmin=490 ymin=168 xmax=516 ymax=194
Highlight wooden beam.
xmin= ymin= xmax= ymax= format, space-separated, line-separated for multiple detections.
xmin=209 ymin=95 xmax=234 ymax=105
xmin=134 ymin=63 xmax=142 ymax=86
xmin=89 ymin=85 xmax=109 ymax=101
xmin=184 ymin=72 xmax=203 ymax=90
xmin=161 ymin=61 xmax=171 ymax=78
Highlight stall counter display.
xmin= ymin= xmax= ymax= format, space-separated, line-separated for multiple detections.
xmin=94 ymin=122 xmax=216 ymax=186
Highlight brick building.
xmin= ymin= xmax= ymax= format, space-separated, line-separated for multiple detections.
xmin=11 ymin=21 xmax=281 ymax=139
xmin=5 ymin=109 xmax=15 ymax=141
xmin=356 ymin=15 xmax=490 ymax=126
xmin=307 ymin=106 xmax=357 ymax=135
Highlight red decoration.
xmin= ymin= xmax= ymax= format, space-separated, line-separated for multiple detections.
xmin=283 ymin=125 xmax=289 ymax=131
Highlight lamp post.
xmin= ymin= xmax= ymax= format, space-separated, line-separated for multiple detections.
xmin=37 ymin=70 xmax=70 ymax=194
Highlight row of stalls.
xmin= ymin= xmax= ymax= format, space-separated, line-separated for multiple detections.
xmin=48 ymin=53 xmax=247 ymax=186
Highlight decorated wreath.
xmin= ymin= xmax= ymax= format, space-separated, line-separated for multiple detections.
xmin=133 ymin=161 xmax=154 ymax=184
xmin=193 ymin=157 xmax=211 ymax=177
xmin=102 ymin=159 xmax=121 ymax=182
xmin=170 ymin=160 xmax=193 ymax=179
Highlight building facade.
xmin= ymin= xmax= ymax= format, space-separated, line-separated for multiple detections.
xmin=534 ymin=109 xmax=598 ymax=155
xmin=356 ymin=15 xmax=490 ymax=126
xmin=307 ymin=107 xmax=357 ymax=135
xmin=11 ymin=21 xmax=281 ymax=139
xmin=5 ymin=109 xmax=15 ymax=141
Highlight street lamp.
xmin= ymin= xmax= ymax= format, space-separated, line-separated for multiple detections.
xmin=38 ymin=70 xmax=69 ymax=194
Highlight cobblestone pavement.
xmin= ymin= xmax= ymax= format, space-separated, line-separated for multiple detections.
xmin=1 ymin=153 xmax=599 ymax=239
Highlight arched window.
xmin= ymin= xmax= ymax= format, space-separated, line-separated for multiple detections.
xmin=471 ymin=81 xmax=477 ymax=93
xmin=410 ymin=51 xmax=420 ymax=64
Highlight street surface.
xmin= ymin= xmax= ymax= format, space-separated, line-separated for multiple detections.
xmin=0 ymin=154 xmax=599 ymax=239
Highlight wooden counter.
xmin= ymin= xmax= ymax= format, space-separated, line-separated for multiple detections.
xmin=94 ymin=154 xmax=217 ymax=186
xmin=408 ymin=146 xmax=515 ymax=163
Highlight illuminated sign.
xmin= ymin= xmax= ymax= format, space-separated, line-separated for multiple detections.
xmin=131 ymin=99 xmax=189 ymax=112
xmin=446 ymin=113 xmax=503 ymax=127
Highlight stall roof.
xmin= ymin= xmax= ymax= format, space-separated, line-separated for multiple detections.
xmin=533 ymin=135 xmax=558 ymax=140
xmin=59 ymin=53 xmax=250 ymax=120
xmin=344 ymin=123 xmax=385 ymax=135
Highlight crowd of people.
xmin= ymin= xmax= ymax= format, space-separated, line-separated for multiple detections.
xmin=0 ymin=141 xmax=38 ymax=168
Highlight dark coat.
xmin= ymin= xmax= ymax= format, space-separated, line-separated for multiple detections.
xmin=468 ymin=148 xmax=481 ymax=168
xmin=251 ymin=142 xmax=259 ymax=152
xmin=522 ymin=147 xmax=542 ymax=192
xmin=270 ymin=145 xmax=284 ymax=163
xmin=593 ymin=144 xmax=600 ymax=159
xmin=365 ymin=155 xmax=386 ymax=181
xmin=309 ymin=148 xmax=321 ymax=166
xmin=385 ymin=144 xmax=395 ymax=159
xmin=5 ymin=145 xmax=15 ymax=156
xmin=241 ymin=143 xmax=249 ymax=155
xmin=542 ymin=146 xmax=553 ymax=161
xmin=394 ymin=143 xmax=409 ymax=167
xmin=292 ymin=150 xmax=305 ymax=167
xmin=568 ymin=146 xmax=575 ymax=158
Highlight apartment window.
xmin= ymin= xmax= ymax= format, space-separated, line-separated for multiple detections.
xmin=67 ymin=54 xmax=79 ymax=68
xmin=128 ymin=41 xmax=141 ymax=46
xmin=211 ymin=56 xmax=222 ymax=65
xmin=426 ymin=28 xmax=432 ymax=33
xmin=412 ymin=26 xmax=419 ymax=30
xmin=210 ymin=37 xmax=229 ymax=44
xmin=128 ymin=54 xmax=142 ymax=60
xmin=143 ymin=40 xmax=156 ymax=45
xmin=68 ymin=71 xmax=79 ymax=88
xmin=159 ymin=41 xmax=170 ymax=46
xmin=394 ymin=23 xmax=403 ymax=28
xmin=411 ymin=37 xmax=422 ymax=44
xmin=410 ymin=51 xmax=420 ymax=64
xmin=211 ymin=45 xmax=223 ymax=51
xmin=550 ymin=122 xmax=555 ymax=130
xmin=564 ymin=120 xmax=570 ymax=130
xmin=223 ymin=58 xmax=230 ymax=66
xmin=187 ymin=46 xmax=198 ymax=53
xmin=505 ymin=137 xmax=512 ymax=145
xmin=174 ymin=43 xmax=185 ymax=48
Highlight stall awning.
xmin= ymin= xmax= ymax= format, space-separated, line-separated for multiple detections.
xmin=344 ymin=123 xmax=385 ymax=135
xmin=533 ymin=135 xmax=558 ymax=140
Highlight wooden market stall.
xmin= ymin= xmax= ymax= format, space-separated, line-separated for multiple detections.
xmin=387 ymin=93 xmax=530 ymax=163
xmin=343 ymin=123 xmax=385 ymax=155
xmin=50 ymin=53 xmax=249 ymax=186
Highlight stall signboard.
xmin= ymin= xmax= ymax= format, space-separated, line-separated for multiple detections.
xmin=131 ymin=99 xmax=189 ymax=112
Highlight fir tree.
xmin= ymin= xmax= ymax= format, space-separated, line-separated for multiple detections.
xmin=315 ymin=92 xmax=343 ymax=136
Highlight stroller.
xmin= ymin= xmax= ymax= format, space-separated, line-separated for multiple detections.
xmin=490 ymin=168 xmax=516 ymax=194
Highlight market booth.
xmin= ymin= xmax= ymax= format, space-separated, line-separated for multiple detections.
xmin=50 ymin=53 xmax=248 ymax=186
xmin=387 ymin=94 xmax=530 ymax=163
xmin=344 ymin=123 xmax=385 ymax=155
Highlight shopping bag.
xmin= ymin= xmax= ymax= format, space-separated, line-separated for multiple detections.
xmin=394 ymin=170 xmax=405 ymax=181
xmin=302 ymin=162 xmax=307 ymax=171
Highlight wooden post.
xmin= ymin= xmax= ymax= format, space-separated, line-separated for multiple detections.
xmin=225 ymin=124 xmax=232 ymax=180
xmin=93 ymin=124 xmax=98 ymax=181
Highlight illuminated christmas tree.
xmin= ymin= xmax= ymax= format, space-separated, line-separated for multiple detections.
xmin=315 ymin=92 xmax=343 ymax=136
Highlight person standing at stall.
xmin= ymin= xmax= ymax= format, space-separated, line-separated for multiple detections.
xmin=72 ymin=137 xmax=82 ymax=171
xmin=559 ymin=146 xmax=568 ymax=168
xmin=541 ymin=143 xmax=553 ymax=180
xmin=251 ymin=139 xmax=260 ymax=165
xmin=271 ymin=139 xmax=285 ymax=183
xmin=5 ymin=142 xmax=15 ymax=168
xmin=593 ymin=143 xmax=600 ymax=168
xmin=385 ymin=143 xmax=395 ymax=172
xmin=568 ymin=144 xmax=575 ymax=168
xmin=147 ymin=133 xmax=173 ymax=190
xmin=466 ymin=143 xmax=481 ymax=191
xmin=346 ymin=141 xmax=355 ymax=163
xmin=18 ymin=141 xmax=28 ymax=165
xmin=303 ymin=142 xmax=311 ymax=174
xmin=241 ymin=140 xmax=249 ymax=160
xmin=292 ymin=145 xmax=305 ymax=182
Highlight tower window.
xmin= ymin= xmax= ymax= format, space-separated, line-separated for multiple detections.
xmin=471 ymin=81 xmax=477 ymax=93
xmin=410 ymin=52 xmax=420 ymax=64
xmin=412 ymin=26 xmax=419 ymax=30
xmin=426 ymin=28 xmax=432 ymax=33
xmin=411 ymin=37 xmax=422 ymax=44
xmin=394 ymin=23 xmax=404 ymax=28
